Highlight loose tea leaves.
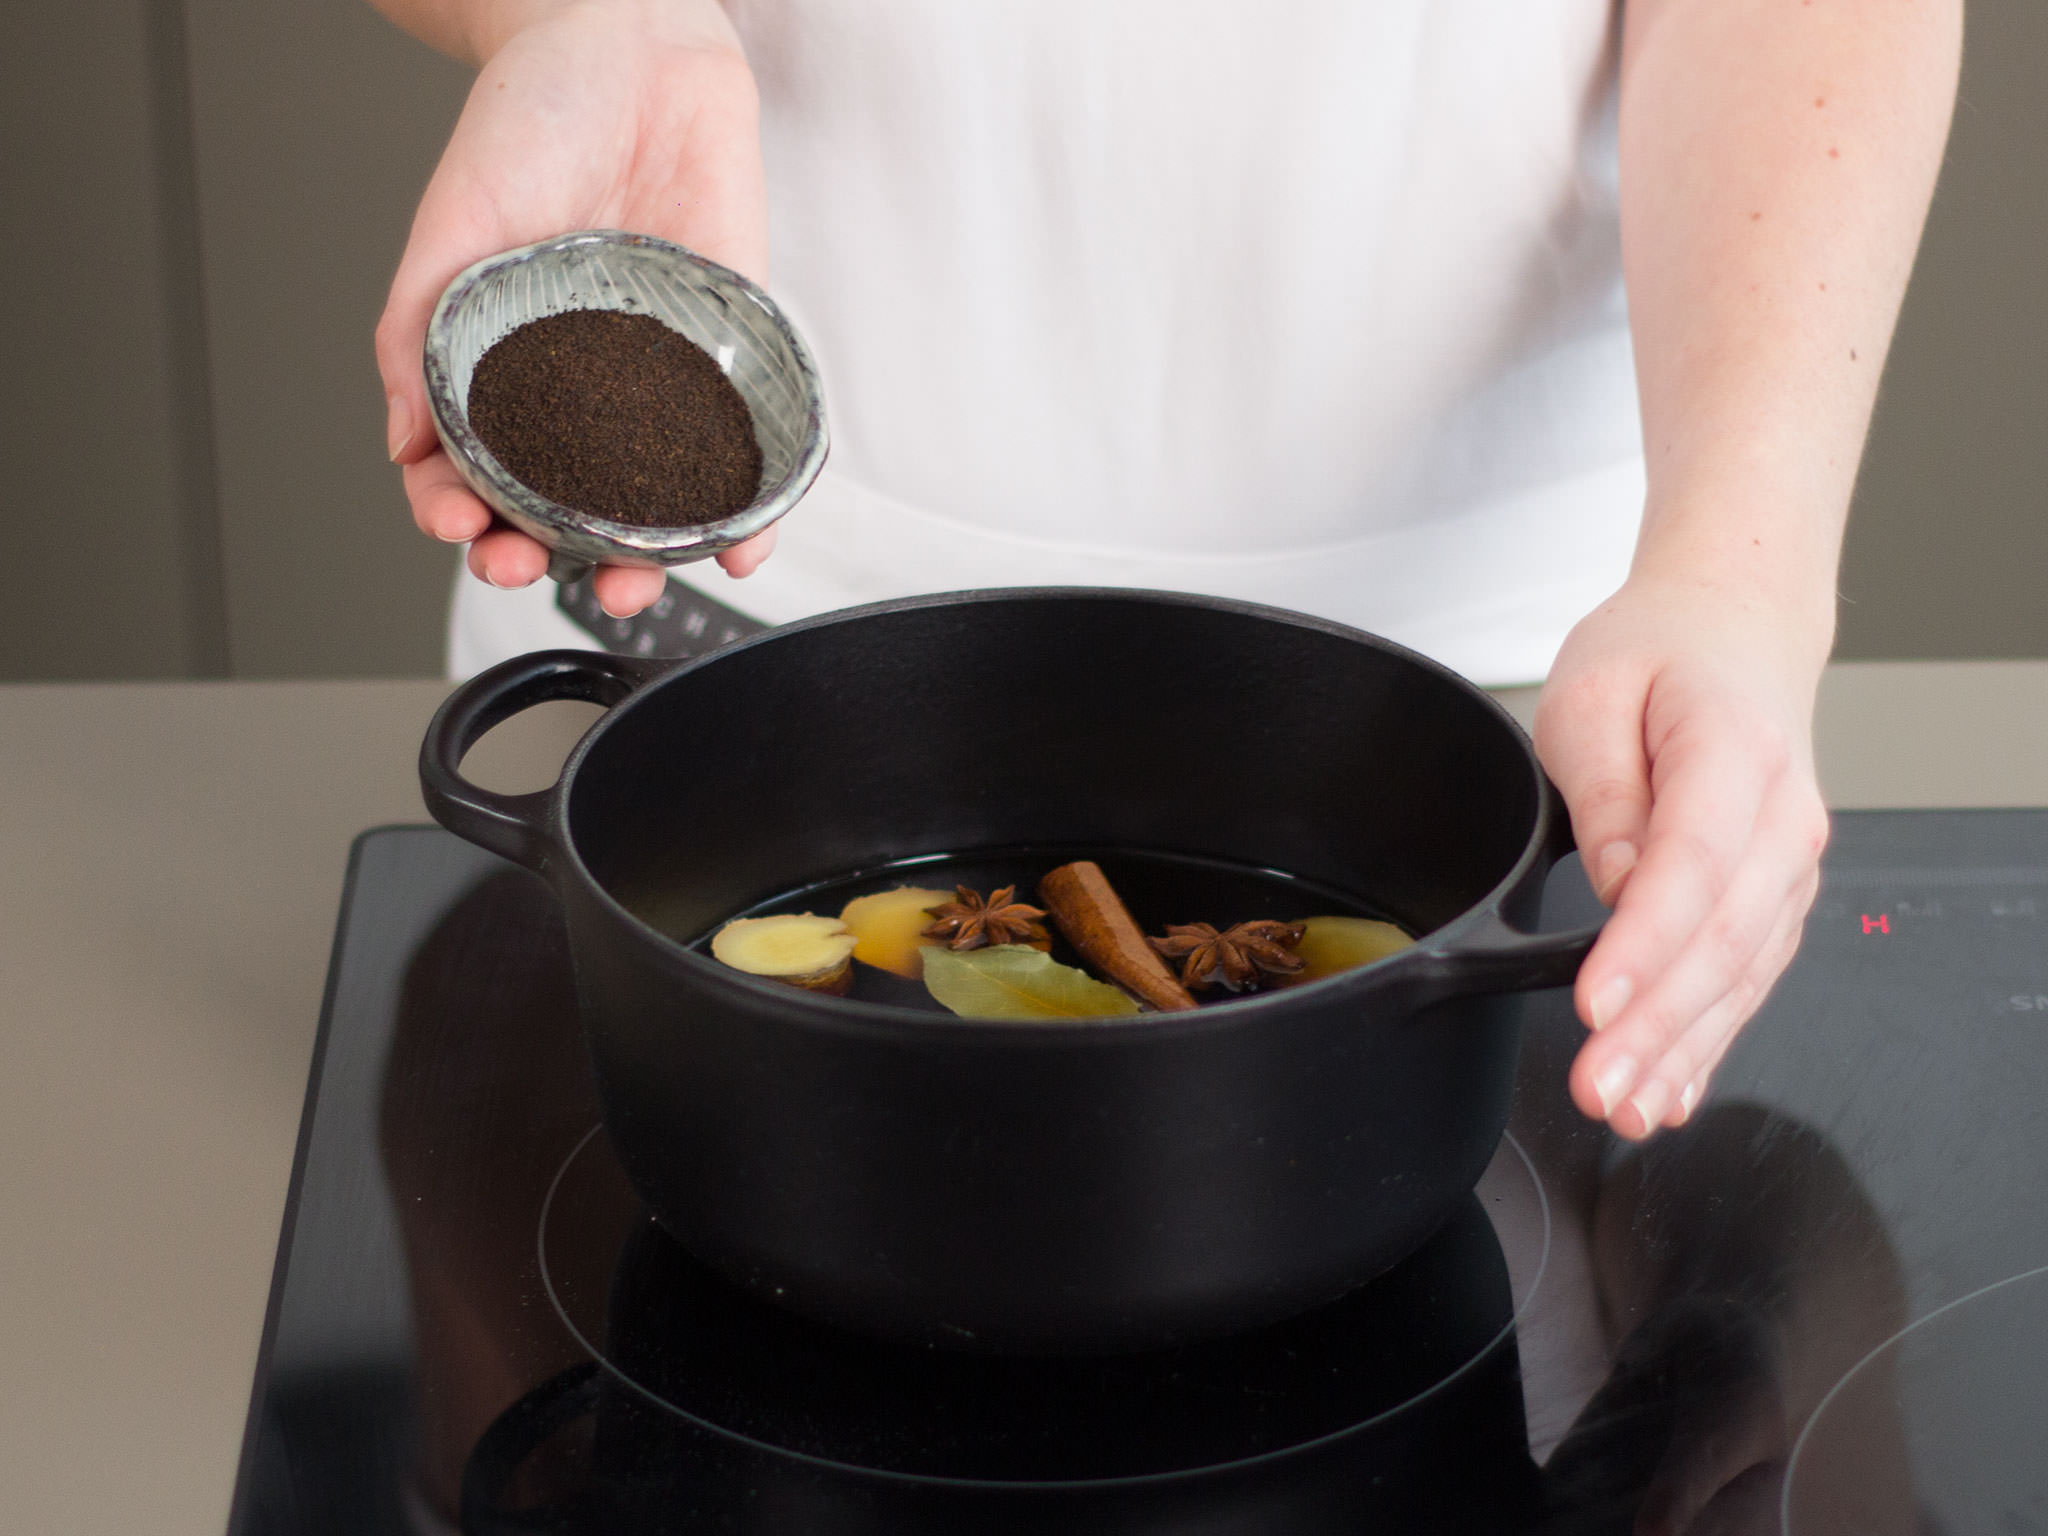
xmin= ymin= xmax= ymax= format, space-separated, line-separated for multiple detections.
xmin=467 ymin=308 xmax=763 ymax=527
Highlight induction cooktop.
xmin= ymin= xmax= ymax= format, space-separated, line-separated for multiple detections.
xmin=227 ymin=811 xmax=2048 ymax=1536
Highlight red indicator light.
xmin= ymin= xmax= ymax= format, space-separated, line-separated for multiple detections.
xmin=1861 ymin=913 xmax=1890 ymax=935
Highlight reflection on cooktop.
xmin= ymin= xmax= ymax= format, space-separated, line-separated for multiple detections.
xmin=229 ymin=813 xmax=2048 ymax=1536
xmin=1786 ymin=1264 xmax=2048 ymax=1536
xmin=459 ymin=1138 xmax=1542 ymax=1533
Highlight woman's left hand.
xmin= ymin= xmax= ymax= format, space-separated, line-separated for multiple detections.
xmin=1534 ymin=575 xmax=1832 ymax=1140
xmin=1567 ymin=0 xmax=1959 ymax=1138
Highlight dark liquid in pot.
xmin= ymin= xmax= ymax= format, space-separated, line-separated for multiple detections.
xmin=682 ymin=846 xmax=1408 ymax=1010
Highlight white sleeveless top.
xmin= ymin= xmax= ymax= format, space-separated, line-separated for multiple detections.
xmin=451 ymin=0 xmax=1642 ymax=686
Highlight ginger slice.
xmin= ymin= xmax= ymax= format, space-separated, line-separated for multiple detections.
xmin=711 ymin=913 xmax=858 ymax=995
xmin=1038 ymin=861 xmax=1198 ymax=1012
xmin=1281 ymin=916 xmax=1414 ymax=985
xmin=838 ymin=886 xmax=953 ymax=979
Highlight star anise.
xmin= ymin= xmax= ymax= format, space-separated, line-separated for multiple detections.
xmin=1149 ymin=920 xmax=1307 ymax=992
xmin=922 ymin=885 xmax=1050 ymax=951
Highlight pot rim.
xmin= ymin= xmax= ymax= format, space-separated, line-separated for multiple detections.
xmin=535 ymin=586 xmax=1564 ymax=1040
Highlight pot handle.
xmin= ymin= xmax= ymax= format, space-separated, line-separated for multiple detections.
xmin=420 ymin=648 xmax=665 ymax=872
xmin=1411 ymin=786 xmax=1606 ymax=1001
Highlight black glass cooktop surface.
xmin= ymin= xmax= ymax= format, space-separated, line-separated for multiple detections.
xmin=229 ymin=812 xmax=2048 ymax=1536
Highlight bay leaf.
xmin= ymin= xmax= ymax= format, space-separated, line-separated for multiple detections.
xmin=921 ymin=944 xmax=1140 ymax=1020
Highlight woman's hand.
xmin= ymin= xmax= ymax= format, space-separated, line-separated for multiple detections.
xmin=373 ymin=0 xmax=774 ymax=618
xmin=1561 ymin=0 xmax=1960 ymax=1137
xmin=1534 ymin=576 xmax=1831 ymax=1140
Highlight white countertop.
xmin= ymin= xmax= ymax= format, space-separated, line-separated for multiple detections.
xmin=4 ymin=661 xmax=2047 ymax=1533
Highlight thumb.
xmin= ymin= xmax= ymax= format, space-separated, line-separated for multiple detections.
xmin=374 ymin=227 xmax=465 ymax=468
xmin=1534 ymin=674 xmax=1654 ymax=910
xmin=374 ymin=171 xmax=497 ymax=467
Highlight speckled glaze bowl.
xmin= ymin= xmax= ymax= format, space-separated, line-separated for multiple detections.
xmin=423 ymin=230 xmax=828 ymax=582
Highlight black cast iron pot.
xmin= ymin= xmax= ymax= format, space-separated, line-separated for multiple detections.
xmin=420 ymin=588 xmax=1602 ymax=1353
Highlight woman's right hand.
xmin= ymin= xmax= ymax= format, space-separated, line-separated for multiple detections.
xmin=373 ymin=0 xmax=773 ymax=619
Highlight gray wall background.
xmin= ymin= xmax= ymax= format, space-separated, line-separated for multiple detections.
xmin=2 ymin=0 xmax=467 ymax=681
xmin=2 ymin=0 xmax=2042 ymax=681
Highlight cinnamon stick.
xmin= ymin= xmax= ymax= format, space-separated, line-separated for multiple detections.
xmin=1038 ymin=861 xmax=1199 ymax=1013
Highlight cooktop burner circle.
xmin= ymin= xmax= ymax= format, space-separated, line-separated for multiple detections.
xmin=532 ymin=1124 xmax=1552 ymax=1488
xmin=1783 ymin=1262 xmax=2048 ymax=1534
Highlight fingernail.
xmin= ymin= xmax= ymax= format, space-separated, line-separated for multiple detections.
xmin=1629 ymin=1079 xmax=1672 ymax=1132
xmin=1592 ymin=840 xmax=1639 ymax=902
xmin=387 ymin=395 xmax=415 ymax=461
xmin=1678 ymin=1080 xmax=1702 ymax=1120
xmin=1589 ymin=974 xmax=1633 ymax=1031
xmin=1593 ymin=1054 xmax=1638 ymax=1118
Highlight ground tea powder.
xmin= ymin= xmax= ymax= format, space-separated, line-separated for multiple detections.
xmin=467 ymin=309 xmax=763 ymax=527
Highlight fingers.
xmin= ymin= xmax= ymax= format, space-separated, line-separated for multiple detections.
xmin=1535 ymin=672 xmax=1654 ymax=905
xmin=1574 ymin=712 xmax=1771 ymax=1042
xmin=715 ymin=525 xmax=777 ymax=578
xmin=1588 ymin=781 xmax=1811 ymax=1136
xmin=1654 ymin=870 xmax=1817 ymax=1129
xmin=376 ymin=320 xmax=434 ymax=468
xmin=462 ymin=526 xmax=670 ymax=615
xmin=465 ymin=526 xmax=550 ymax=589
xmin=403 ymin=451 xmax=493 ymax=544
xmin=375 ymin=214 xmax=466 ymax=469
xmin=1538 ymin=580 xmax=1832 ymax=1143
xmin=406 ymin=413 xmax=717 ymax=619
xmin=589 ymin=530 xmax=777 ymax=612
xmin=375 ymin=122 xmax=506 ymax=470
xmin=591 ymin=566 xmax=668 ymax=616
xmin=1569 ymin=717 xmax=1827 ymax=1138
xmin=406 ymin=420 xmax=682 ymax=612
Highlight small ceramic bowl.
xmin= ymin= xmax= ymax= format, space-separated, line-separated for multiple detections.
xmin=423 ymin=229 xmax=829 ymax=582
